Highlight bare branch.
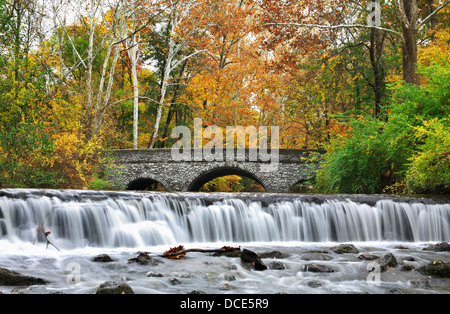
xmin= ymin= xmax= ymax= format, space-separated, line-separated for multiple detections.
xmin=170 ymin=49 xmax=207 ymax=72
xmin=109 ymin=96 xmax=164 ymax=108
xmin=264 ymin=22 xmax=403 ymax=38
xmin=419 ymin=0 xmax=450 ymax=27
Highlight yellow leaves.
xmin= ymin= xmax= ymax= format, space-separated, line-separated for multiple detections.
xmin=200 ymin=175 xmax=245 ymax=192
xmin=48 ymin=131 xmax=105 ymax=189
xmin=419 ymin=29 xmax=450 ymax=67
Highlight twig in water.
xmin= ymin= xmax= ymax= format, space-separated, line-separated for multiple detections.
xmin=36 ymin=224 xmax=61 ymax=252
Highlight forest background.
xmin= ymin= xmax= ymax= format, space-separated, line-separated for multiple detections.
xmin=0 ymin=0 xmax=449 ymax=194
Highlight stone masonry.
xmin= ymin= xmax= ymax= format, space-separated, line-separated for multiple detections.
xmin=107 ymin=149 xmax=325 ymax=193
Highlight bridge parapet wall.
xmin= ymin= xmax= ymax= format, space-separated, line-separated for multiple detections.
xmin=108 ymin=149 xmax=324 ymax=193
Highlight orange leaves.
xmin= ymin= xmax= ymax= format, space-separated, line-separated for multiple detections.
xmin=161 ymin=245 xmax=241 ymax=260
xmin=163 ymin=245 xmax=187 ymax=260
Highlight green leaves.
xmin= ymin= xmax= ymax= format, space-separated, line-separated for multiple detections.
xmin=406 ymin=118 xmax=450 ymax=193
xmin=316 ymin=61 xmax=450 ymax=195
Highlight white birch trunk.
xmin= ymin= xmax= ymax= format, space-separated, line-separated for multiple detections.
xmin=129 ymin=12 xmax=140 ymax=149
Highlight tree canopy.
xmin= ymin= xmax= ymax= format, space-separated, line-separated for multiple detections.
xmin=0 ymin=0 xmax=448 ymax=193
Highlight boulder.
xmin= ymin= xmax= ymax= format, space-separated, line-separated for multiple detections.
xmin=240 ymin=249 xmax=267 ymax=271
xmin=302 ymin=263 xmax=336 ymax=273
xmin=401 ymin=264 xmax=416 ymax=272
xmin=410 ymin=278 xmax=431 ymax=290
xmin=0 ymin=268 xmax=48 ymax=286
xmin=188 ymin=290 xmax=206 ymax=294
xmin=301 ymin=253 xmax=333 ymax=261
xmin=169 ymin=278 xmax=182 ymax=285
xmin=419 ymin=261 xmax=450 ymax=278
xmin=96 ymin=281 xmax=134 ymax=294
xmin=92 ymin=254 xmax=114 ymax=263
xmin=332 ymin=244 xmax=359 ymax=254
xmin=128 ymin=252 xmax=161 ymax=266
xmin=259 ymin=251 xmax=286 ymax=259
xmin=306 ymin=280 xmax=325 ymax=288
xmin=269 ymin=261 xmax=286 ymax=270
xmin=389 ymin=287 xmax=414 ymax=294
xmin=377 ymin=253 xmax=398 ymax=272
xmin=146 ymin=271 xmax=164 ymax=278
xmin=358 ymin=253 xmax=380 ymax=261
xmin=394 ymin=245 xmax=410 ymax=250
xmin=423 ymin=242 xmax=450 ymax=252
xmin=220 ymin=273 xmax=237 ymax=281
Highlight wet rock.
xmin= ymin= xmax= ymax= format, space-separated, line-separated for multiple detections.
xmin=410 ymin=278 xmax=432 ymax=290
xmin=220 ymin=273 xmax=236 ymax=281
xmin=401 ymin=263 xmax=416 ymax=272
xmin=96 ymin=281 xmax=134 ymax=294
xmin=358 ymin=253 xmax=380 ymax=261
xmin=419 ymin=261 xmax=450 ymax=278
xmin=128 ymin=252 xmax=161 ymax=266
xmin=389 ymin=287 xmax=414 ymax=294
xmin=259 ymin=251 xmax=286 ymax=259
xmin=0 ymin=268 xmax=48 ymax=286
xmin=377 ymin=253 xmax=398 ymax=272
xmin=188 ymin=290 xmax=206 ymax=294
xmin=146 ymin=271 xmax=164 ymax=277
xmin=423 ymin=242 xmax=450 ymax=252
xmin=306 ymin=280 xmax=325 ymax=288
xmin=332 ymin=244 xmax=359 ymax=254
xmin=302 ymin=263 xmax=336 ymax=273
xmin=92 ymin=254 xmax=114 ymax=263
xmin=301 ymin=253 xmax=333 ymax=261
xmin=240 ymin=249 xmax=267 ymax=271
xmin=226 ymin=264 xmax=238 ymax=271
xmin=170 ymin=278 xmax=182 ymax=285
xmin=219 ymin=283 xmax=235 ymax=291
xmin=401 ymin=256 xmax=415 ymax=262
xmin=269 ymin=261 xmax=286 ymax=270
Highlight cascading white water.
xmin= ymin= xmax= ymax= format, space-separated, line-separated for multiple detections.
xmin=0 ymin=191 xmax=449 ymax=249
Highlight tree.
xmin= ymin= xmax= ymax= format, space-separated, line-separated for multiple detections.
xmin=397 ymin=0 xmax=450 ymax=84
xmin=261 ymin=0 xmax=450 ymax=86
xmin=146 ymin=0 xmax=213 ymax=149
xmin=49 ymin=0 xmax=139 ymax=140
xmin=397 ymin=0 xmax=420 ymax=84
xmin=127 ymin=10 xmax=140 ymax=149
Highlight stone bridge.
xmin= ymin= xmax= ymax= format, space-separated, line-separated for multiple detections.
xmin=107 ymin=149 xmax=325 ymax=193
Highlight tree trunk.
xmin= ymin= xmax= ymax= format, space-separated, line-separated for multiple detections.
xmin=369 ymin=28 xmax=386 ymax=119
xmin=148 ymin=57 xmax=171 ymax=149
xmin=397 ymin=0 xmax=420 ymax=85
xmin=83 ymin=2 xmax=98 ymax=140
xmin=161 ymin=59 xmax=187 ymax=148
xmin=130 ymin=13 xmax=140 ymax=150
xmin=427 ymin=0 xmax=437 ymax=40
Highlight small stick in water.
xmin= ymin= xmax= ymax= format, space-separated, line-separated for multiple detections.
xmin=35 ymin=224 xmax=61 ymax=252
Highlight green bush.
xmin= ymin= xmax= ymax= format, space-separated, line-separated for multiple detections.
xmin=0 ymin=122 xmax=64 ymax=189
xmin=316 ymin=61 xmax=449 ymax=195
xmin=406 ymin=119 xmax=450 ymax=194
xmin=316 ymin=115 xmax=413 ymax=194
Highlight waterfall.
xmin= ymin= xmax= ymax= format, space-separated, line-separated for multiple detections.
xmin=0 ymin=190 xmax=449 ymax=249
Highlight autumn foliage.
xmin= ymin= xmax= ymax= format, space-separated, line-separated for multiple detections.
xmin=0 ymin=0 xmax=449 ymax=193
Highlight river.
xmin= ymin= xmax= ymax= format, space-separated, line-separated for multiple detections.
xmin=0 ymin=189 xmax=449 ymax=294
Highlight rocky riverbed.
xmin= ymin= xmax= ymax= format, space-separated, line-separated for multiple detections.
xmin=0 ymin=242 xmax=449 ymax=294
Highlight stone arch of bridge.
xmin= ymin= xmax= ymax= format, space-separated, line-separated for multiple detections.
xmin=126 ymin=177 xmax=168 ymax=191
xmin=187 ymin=167 xmax=267 ymax=192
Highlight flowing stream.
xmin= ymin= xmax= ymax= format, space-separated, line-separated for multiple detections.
xmin=0 ymin=189 xmax=449 ymax=294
